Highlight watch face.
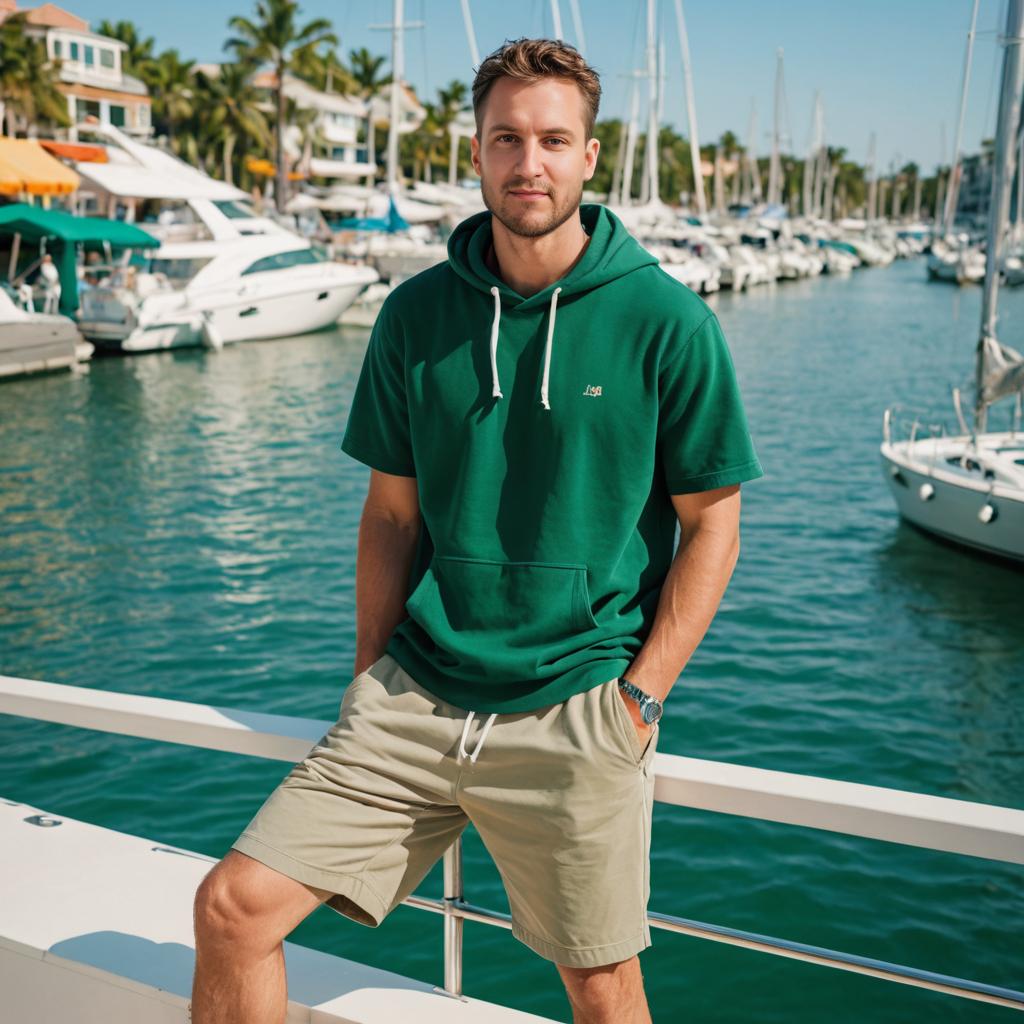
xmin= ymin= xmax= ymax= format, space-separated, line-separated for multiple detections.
xmin=641 ymin=701 xmax=662 ymax=724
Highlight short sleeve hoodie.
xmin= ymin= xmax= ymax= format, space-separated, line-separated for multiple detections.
xmin=341 ymin=203 xmax=763 ymax=713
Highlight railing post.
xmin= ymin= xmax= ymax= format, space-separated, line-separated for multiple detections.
xmin=442 ymin=836 xmax=464 ymax=997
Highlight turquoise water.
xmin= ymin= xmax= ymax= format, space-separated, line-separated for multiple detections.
xmin=1 ymin=257 xmax=1021 ymax=1022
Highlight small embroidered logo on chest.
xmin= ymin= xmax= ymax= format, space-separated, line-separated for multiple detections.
xmin=582 ymin=384 xmax=603 ymax=397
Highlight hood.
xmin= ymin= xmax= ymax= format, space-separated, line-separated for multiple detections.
xmin=445 ymin=202 xmax=658 ymax=410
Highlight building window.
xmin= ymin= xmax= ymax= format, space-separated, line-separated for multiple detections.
xmin=79 ymin=99 xmax=101 ymax=121
xmin=53 ymin=39 xmax=62 ymax=57
xmin=69 ymin=41 xmax=79 ymax=60
xmin=110 ymin=105 xmax=126 ymax=127
xmin=100 ymin=49 xmax=114 ymax=69
xmin=84 ymin=45 xmax=94 ymax=65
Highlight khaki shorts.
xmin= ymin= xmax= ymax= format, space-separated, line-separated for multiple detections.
xmin=230 ymin=652 xmax=659 ymax=968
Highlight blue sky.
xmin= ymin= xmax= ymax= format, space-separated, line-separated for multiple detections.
xmin=70 ymin=0 xmax=1005 ymax=173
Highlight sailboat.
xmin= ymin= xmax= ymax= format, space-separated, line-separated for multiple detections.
xmin=880 ymin=0 xmax=1024 ymax=563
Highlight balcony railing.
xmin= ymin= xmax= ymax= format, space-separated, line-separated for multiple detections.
xmin=2 ymin=674 xmax=1022 ymax=1012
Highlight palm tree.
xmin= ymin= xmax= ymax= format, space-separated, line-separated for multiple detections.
xmin=348 ymin=47 xmax=391 ymax=185
xmin=295 ymin=43 xmax=357 ymax=95
xmin=434 ymin=79 xmax=467 ymax=182
xmin=0 ymin=13 xmax=70 ymax=136
xmin=147 ymin=49 xmax=195 ymax=153
xmin=415 ymin=100 xmax=443 ymax=183
xmin=226 ymin=0 xmax=337 ymax=211
xmin=194 ymin=62 xmax=271 ymax=185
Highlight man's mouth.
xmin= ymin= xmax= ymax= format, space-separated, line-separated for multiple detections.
xmin=508 ymin=189 xmax=549 ymax=199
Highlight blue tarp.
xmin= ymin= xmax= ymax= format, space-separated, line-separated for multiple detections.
xmin=334 ymin=193 xmax=410 ymax=233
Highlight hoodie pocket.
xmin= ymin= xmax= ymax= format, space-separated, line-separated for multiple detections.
xmin=404 ymin=554 xmax=599 ymax=674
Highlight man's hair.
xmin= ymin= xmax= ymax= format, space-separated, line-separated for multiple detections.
xmin=472 ymin=38 xmax=602 ymax=140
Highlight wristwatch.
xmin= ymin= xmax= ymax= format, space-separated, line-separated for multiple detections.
xmin=618 ymin=676 xmax=664 ymax=725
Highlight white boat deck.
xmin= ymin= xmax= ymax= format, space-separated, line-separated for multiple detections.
xmin=0 ymin=798 xmax=554 ymax=1024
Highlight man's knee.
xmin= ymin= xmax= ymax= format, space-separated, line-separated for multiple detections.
xmin=194 ymin=857 xmax=254 ymax=950
xmin=194 ymin=850 xmax=331 ymax=955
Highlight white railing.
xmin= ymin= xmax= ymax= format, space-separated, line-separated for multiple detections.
xmin=2 ymin=675 xmax=1023 ymax=1012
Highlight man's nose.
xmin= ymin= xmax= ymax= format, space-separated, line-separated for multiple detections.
xmin=514 ymin=138 xmax=545 ymax=180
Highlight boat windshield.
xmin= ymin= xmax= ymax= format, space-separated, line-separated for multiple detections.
xmin=240 ymin=247 xmax=327 ymax=276
xmin=212 ymin=200 xmax=259 ymax=220
xmin=146 ymin=257 xmax=214 ymax=288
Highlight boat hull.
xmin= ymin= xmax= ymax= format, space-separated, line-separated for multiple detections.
xmin=0 ymin=320 xmax=84 ymax=379
xmin=80 ymin=271 xmax=378 ymax=352
xmin=880 ymin=443 xmax=1024 ymax=563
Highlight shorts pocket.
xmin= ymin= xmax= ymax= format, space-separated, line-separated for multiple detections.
xmin=404 ymin=554 xmax=599 ymax=677
xmin=606 ymin=678 xmax=658 ymax=767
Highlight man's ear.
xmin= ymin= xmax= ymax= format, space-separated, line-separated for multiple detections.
xmin=584 ymin=138 xmax=600 ymax=181
xmin=470 ymin=134 xmax=481 ymax=176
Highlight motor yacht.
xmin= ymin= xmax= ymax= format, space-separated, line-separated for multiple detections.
xmin=0 ymin=283 xmax=91 ymax=378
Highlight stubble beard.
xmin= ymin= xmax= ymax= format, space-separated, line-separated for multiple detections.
xmin=481 ymin=176 xmax=585 ymax=239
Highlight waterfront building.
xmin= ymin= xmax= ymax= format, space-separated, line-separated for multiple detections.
xmin=249 ymin=69 xmax=379 ymax=183
xmin=0 ymin=0 xmax=152 ymax=139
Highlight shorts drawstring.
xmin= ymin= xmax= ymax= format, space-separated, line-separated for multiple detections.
xmin=457 ymin=710 xmax=498 ymax=764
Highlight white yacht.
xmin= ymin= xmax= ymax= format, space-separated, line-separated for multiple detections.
xmin=927 ymin=236 xmax=986 ymax=284
xmin=0 ymin=284 xmax=91 ymax=379
xmin=68 ymin=124 xmax=379 ymax=351
xmin=881 ymin=0 xmax=1024 ymax=564
xmin=78 ymin=235 xmax=379 ymax=351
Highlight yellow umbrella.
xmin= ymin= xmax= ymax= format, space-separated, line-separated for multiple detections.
xmin=0 ymin=138 xmax=80 ymax=196
xmin=245 ymin=156 xmax=307 ymax=181
xmin=0 ymin=160 xmax=22 ymax=196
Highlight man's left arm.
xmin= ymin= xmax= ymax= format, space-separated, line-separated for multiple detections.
xmin=619 ymin=482 xmax=742 ymax=735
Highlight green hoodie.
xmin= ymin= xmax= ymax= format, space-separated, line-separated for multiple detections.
xmin=341 ymin=203 xmax=763 ymax=713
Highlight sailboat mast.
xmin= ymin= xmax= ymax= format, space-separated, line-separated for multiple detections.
xmin=767 ymin=48 xmax=783 ymax=208
xmin=568 ymin=0 xmax=587 ymax=54
xmin=645 ymin=0 xmax=659 ymax=207
xmin=387 ymin=0 xmax=404 ymax=194
xmin=621 ymin=74 xmax=641 ymax=205
xmin=975 ymin=0 xmax=1024 ymax=430
xmin=802 ymin=93 xmax=816 ymax=217
xmin=944 ymin=0 xmax=980 ymax=238
xmin=934 ymin=122 xmax=946 ymax=229
xmin=673 ymin=0 xmax=706 ymax=216
xmin=744 ymin=100 xmax=760 ymax=203
xmin=459 ymin=0 xmax=480 ymax=68
xmin=549 ymin=0 xmax=564 ymax=41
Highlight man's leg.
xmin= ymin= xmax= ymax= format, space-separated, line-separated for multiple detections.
xmin=193 ymin=654 xmax=469 ymax=1022
xmin=556 ymin=956 xmax=653 ymax=1024
xmin=458 ymin=676 xmax=660 ymax=1020
xmin=191 ymin=849 xmax=334 ymax=1024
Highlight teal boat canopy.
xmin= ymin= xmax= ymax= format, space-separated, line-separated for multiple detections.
xmin=0 ymin=203 xmax=160 ymax=316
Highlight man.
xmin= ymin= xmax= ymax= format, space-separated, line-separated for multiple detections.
xmin=39 ymin=253 xmax=61 ymax=315
xmin=192 ymin=38 xmax=762 ymax=1024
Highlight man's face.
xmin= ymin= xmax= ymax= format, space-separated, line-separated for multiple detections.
xmin=471 ymin=76 xmax=600 ymax=239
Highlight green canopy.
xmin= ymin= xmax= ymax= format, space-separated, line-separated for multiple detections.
xmin=0 ymin=203 xmax=159 ymax=315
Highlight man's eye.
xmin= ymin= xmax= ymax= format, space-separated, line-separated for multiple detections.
xmin=497 ymin=135 xmax=517 ymax=143
xmin=546 ymin=138 xmax=566 ymax=146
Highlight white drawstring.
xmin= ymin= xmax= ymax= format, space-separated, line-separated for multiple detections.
xmin=489 ymin=286 xmax=503 ymax=399
xmin=457 ymin=710 xmax=498 ymax=764
xmin=540 ymin=286 xmax=562 ymax=411
xmin=487 ymin=285 xmax=563 ymax=411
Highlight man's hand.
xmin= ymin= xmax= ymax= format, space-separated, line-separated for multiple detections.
xmin=616 ymin=685 xmax=655 ymax=746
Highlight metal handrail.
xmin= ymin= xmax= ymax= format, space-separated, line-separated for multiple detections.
xmin=1 ymin=675 xmax=1022 ymax=1011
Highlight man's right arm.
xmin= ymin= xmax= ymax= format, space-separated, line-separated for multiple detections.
xmin=352 ymin=467 xmax=422 ymax=678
